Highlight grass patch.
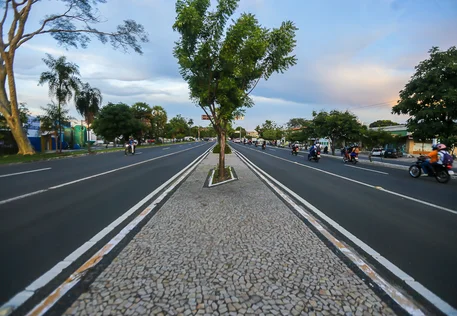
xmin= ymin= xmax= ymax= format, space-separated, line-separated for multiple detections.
xmin=213 ymin=143 xmax=232 ymax=154
xmin=212 ymin=166 xmax=232 ymax=184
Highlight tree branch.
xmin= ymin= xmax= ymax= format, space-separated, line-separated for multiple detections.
xmin=0 ymin=1 xmax=11 ymax=34
xmin=246 ymin=76 xmax=262 ymax=96
xmin=8 ymin=0 xmax=34 ymax=50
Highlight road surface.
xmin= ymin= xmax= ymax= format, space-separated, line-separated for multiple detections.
xmin=0 ymin=142 xmax=214 ymax=306
xmin=231 ymin=142 xmax=457 ymax=309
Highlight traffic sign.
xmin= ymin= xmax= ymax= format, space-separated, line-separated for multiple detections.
xmin=201 ymin=114 xmax=211 ymax=120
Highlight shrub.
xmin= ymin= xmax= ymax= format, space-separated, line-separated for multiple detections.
xmin=213 ymin=143 xmax=232 ymax=154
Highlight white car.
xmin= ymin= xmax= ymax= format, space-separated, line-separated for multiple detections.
xmin=371 ymin=148 xmax=384 ymax=156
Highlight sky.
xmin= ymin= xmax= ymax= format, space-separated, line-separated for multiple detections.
xmin=9 ymin=0 xmax=457 ymax=131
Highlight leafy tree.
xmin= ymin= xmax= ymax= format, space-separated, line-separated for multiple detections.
xmin=75 ymin=82 xmax=102 ymax=152
xmin=166 ymin=114 xmax=189 ymax=140
xmin=173 ymin=0 xmax=297 ymax=180
xmin=287 ymin=118 xmax=308 ymax=129
xmin=38 ymin=54 xmax=82 ymax=152
xmin=37 ymin=101 xmax=73 ymax=152
xmin=92 ymin=102 xmax=142 ymax=144
xmin=151 ymin=105 xmax=168 ymax=140
xmin=312 ymin=110 xmax=362 ymax=155
xmin=0 ymin=102 xmax=30 ymax=130
xmin=362 ymin=128 xmax=395 ymax=150
xmin=287 ymin=120 xmax=313 ymax=143
xmin=392 ymin=46 xmax=457 ymax=149
xmin=263 ymin=129 xmax=276 ymax=140
xmin=230 ymin=126 xmax=246 ymax=139
xmin=131 ymin=102 xmax=153 ymax=141
xmin=369 ymin=120 xmax=400 ymax=128
xmin=0 ymin=0 xmax=148 ymax=155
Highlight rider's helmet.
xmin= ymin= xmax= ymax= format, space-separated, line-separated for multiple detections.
xmin=437 ymin=144 xmax=447 ymax=150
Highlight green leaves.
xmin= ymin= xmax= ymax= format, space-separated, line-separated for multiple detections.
xmin=173 ymin=0 xmax=298 ymax=127
xmin=392 ymin=46 xmax=457 ymax=148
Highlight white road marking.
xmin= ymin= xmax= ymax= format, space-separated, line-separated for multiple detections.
xmin=1 ymin=145 xmax=215 ymax=316
xmin=0 ymin=143 xmax=210 ymax=205
xmin=163 ymin=147 xmax=170 ymax=150
xmin=236 ymin=145 xmax=457 ymax=215
xmin=344 ymin=164 xmax=389 ymax=175
xmin=0 ymin=168 xmax=52 ymax=178
xmin=234 ymin=149 xmax=454 ymax=315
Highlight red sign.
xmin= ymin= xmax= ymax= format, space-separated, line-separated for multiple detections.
xmin=201 ymin=114 xmax=211 ymax=120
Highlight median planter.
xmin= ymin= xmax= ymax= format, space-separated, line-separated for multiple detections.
xmin=205 ymin=164 xmax=238 ymax=187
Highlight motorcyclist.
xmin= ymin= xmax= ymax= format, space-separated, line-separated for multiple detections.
xmin=421 ymin=144 xmax=439 ymax=176
xmin=262 ymin=141 xmax=266 ymax=149
xmin=308 ymin=143 xmax=317 ymax=159
xmin=128 ymin=136 xmax=136 ymax=153
xmin=350 ymin=145 xmax=360 ymax=160
xmin=291 ymin=142 xmax=299 ymax=153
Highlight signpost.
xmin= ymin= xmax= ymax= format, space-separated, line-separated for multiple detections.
xmin=201 ymin=114 xmax=211 ymax=120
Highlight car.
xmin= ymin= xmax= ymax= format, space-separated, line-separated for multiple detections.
xmin=383 ymin=148 xmax=403 ymax=158
xmin=370 ymin=148 xmax=384 ymax=156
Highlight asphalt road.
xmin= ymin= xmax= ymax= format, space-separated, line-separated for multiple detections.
xmin=231 ymin=142 xmax=457 ymax=309
xmin=0 ymin=141 xmax=214 ymax=305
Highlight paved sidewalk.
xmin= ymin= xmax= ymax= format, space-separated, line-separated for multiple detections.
xmin=64 ymin=153 xmax=395 ymax=316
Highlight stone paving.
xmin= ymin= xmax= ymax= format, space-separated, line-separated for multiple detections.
xmin=64 ymin=153 xmax=396 ymax=316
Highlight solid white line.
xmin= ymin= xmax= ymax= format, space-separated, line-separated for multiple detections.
xmin=234 ymin=149 xmax=455 ymax=316
xmin=0 ymin=143 xmax=209 ymax=205
xmin=236 ymin=145 xmax=457 ymax=215
xmin=1 ymin=145 xmax=215 ymax=316
xmin=0 ymin=168 xmax=51 ymax=178
xmin=344 ymin=164 xmax=389 ymax=175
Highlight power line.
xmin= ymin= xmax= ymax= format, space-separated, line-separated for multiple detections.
xmin=347 ymin=99 xmax=398 ymax=110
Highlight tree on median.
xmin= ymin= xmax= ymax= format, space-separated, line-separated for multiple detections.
xmin=172 ymin=0 xmax=297 ymax=180
xmin=91 ymin=102 xmax=142 ymax=145
xmin=151 ymin=105 xmax=168 ymax=142
xmin=392 ymin=46 xmax=457 ymax=150
xmin=0 ymin=0 xmax=149 ymax=155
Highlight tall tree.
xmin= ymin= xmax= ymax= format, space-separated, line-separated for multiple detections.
xmin=0 ymin=0 xmax=148 ymax=155
xmin=368 ymin=120 xmax=400 ymax=128
xmin=38 ymin=54 xmax=82 ymax=153
xmin=312 ymin=110 xmax=362 ymax=155
xmin=392 ymin=46 xmax=457 ymax=149
xmin=75 ymin=82 xmax=102 ymax=153
xmin=92 ymin=102 xmax=142 ymax=144
xmin=131 ymin=102 xmax=153 ymax=141
xmin=37 ymin=101 xmax=73 ymax=152
xmin=173 ymin=0 xmax=297 ymax=180
xmin=151 ymin=105 xmax=167 ymax=141
xmin=166 ymin=114 xmax=189 ymax=139
xmin=287 ymin=118 xmax=308 ymax=129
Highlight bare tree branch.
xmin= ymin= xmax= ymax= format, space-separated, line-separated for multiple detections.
xmin=245 ymin=76 xmax=261 ymax=96
xmin=9 ymin=0 xmax=34 ymax=50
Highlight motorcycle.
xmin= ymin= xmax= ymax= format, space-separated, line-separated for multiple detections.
xmin=409 ymin=156 xmax=453 ymax=184
xmin=291 ymin=146 xmax=299 ymax=156
xmin=343 ymin=153 xmax=358 ymax=164
xmin=262 ymin=144 xmax=266 ymax=150
xmin=125 ymin=143 xmax=135 ymax=155
xmin=308 ymin=150 xmax=321 ymax=162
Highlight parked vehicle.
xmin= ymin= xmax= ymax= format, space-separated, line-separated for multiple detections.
xmin=409 ymin=156 xmax=453 ymax=183
xmin=384 ymin=148 xmax=403 ymax=158
xmin=370 ymin=148 xmax=384 ymax=156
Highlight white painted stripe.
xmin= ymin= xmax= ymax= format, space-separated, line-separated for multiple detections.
xmin=344 ymin=164 xmax=389 ymax=175
xmin=0 ymin=168 xmax=51 ymax=178
xmin=0 ymin=143 xmax=210 ymax=205
xmin=234 ymin=149 xmax=457 ymax=315
xmin=208 ymin=167 xmax=237 ymax=187
xmin=1 ymin=145 xmax=215 ymax=315
xmin=237 ymin=145 xmax=457 ymax=215
xmin=162 ymin=147 xmax=170 ymax=150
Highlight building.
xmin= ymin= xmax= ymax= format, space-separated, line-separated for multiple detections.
xmin=369 ymin=124 xmax=435 ymax=154
xmin=246 ymin=130 xmax=259 ymax=138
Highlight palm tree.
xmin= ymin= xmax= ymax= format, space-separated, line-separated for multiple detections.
xmin=75 ymin=83 xmax=103 ymax=153
xmin=38 ymin=54 xmax=82 ymax=152
xmin=151 ymin=105 xmax=167 ymax=141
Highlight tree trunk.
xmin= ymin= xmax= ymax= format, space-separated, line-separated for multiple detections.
xmin=3 ymin=56 xmax=35 ymax=155
xmin=5 ymin=114 xmax=35 ymax=155
xmin=218 ymin=129 xmax=226 ymax=180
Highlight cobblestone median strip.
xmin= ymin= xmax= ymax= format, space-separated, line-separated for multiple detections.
xmin=62 ymin=154 xmax=398 ymax=316
xmin=234 ymin=150 xmax=426 ymax=316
